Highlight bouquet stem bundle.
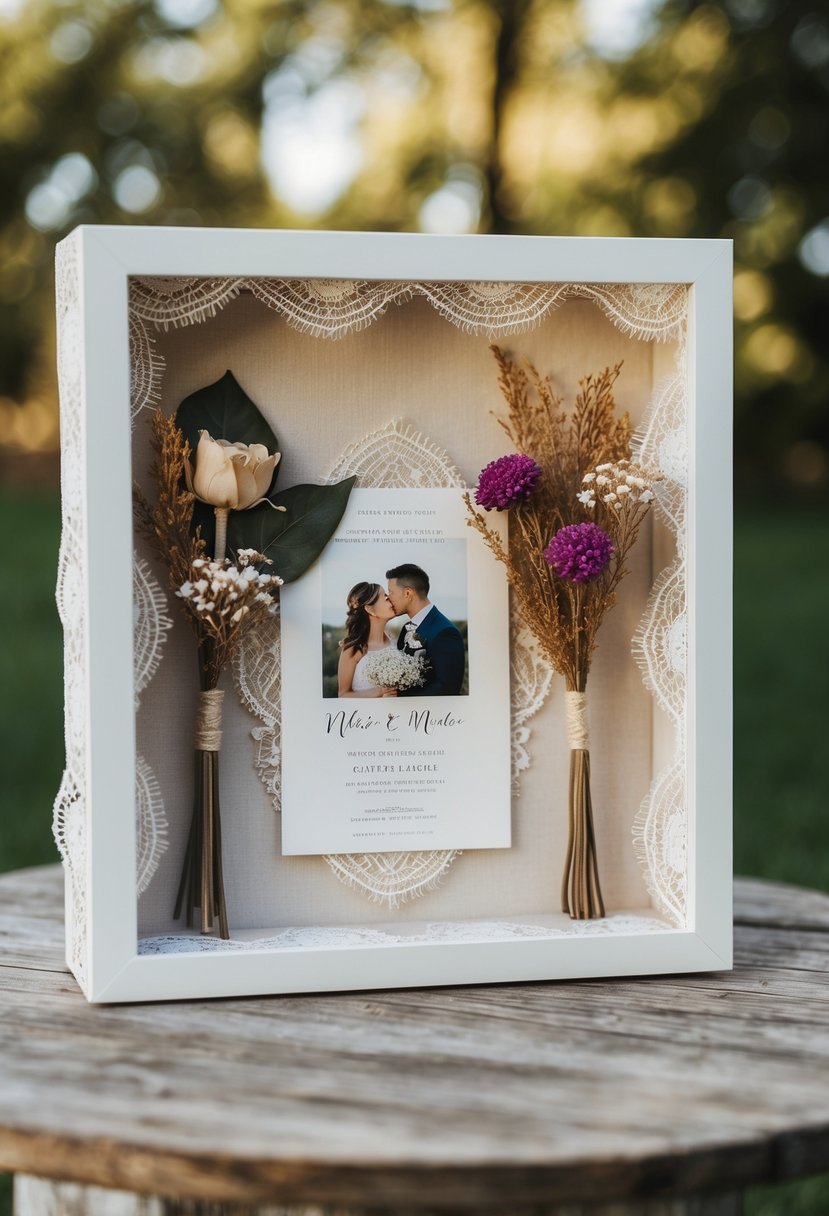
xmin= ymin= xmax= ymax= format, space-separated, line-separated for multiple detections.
xmin=563 ymin=692 xmax=604 ymax=919
xmin=467 ymin=346 xmax=658 ymax=920
xmin=173 ymin=687 xmax=228 ymax=936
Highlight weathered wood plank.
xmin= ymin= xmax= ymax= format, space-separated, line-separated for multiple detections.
xmin=0 ymin=866 xmax=828 ymax=1209
xmin=733 ymin=877 xmax=829 ymax=931
xmin=13 ymin=1173 xmax=744 ymax=1216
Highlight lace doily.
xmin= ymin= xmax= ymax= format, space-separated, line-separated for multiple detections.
xmin=577 ymin=283 xmax=688 ymax=341
xmin=139 ymin=911 xmax=672 ymax=955
xmin=129 ymin=313 xmax=165 ymax=427
xmin=416 ymin=281 xmax=570 ymax=334
xmin=133 ymin=555 xmax=172 ymax=711
xmin=233 ymin=418 xmax=553 ymax=907
xmin=129 ymin=276 xmax=244 ymax=330
xmin=132 ymin=556 xmax=172 ymax=895
xmin=248 ymin=278 xmax=409 ymax=337
xmin=135 ymin=754 xmax=168 ymax=896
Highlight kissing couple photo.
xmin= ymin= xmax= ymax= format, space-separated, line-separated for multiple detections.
xmin=321 ymin=563 xmax=469 ymax=699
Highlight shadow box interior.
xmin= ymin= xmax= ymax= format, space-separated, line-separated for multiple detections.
xmin=130 ymin=277 xmax=687 ymax=955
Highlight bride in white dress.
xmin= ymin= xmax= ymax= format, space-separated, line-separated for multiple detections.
xmin=337 ymin=582 xmax=399 ymax=698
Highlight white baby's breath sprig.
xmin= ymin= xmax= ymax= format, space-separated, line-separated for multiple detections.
xmin=580 ymin=459 xmax=662 ymax=526
xmin=176 ymin=552 xmax=283 ymax=674
xmin=575 ymin=458 xmax=664 ymax=578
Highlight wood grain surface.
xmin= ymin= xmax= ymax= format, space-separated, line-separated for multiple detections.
xmin=1 ymin=867 xmax=828 ymax=1211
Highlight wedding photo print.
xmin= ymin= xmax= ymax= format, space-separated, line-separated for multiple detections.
xmin=321 ymin=545 xmax=469 ymax=699
xmin=280 ymin=487 xmax=511 ymax=856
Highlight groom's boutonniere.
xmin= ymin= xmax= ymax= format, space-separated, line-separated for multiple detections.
xmin=403 ymin=622 xmax=425 ymax=652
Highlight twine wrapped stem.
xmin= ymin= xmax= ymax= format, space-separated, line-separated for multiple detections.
xmin=173 ymin=685 xmax=230 ymax=938
xmin=561 ymin=690 xmax=605 ymax=920
xmin=195 ymin=688 xmax=224 ymax=750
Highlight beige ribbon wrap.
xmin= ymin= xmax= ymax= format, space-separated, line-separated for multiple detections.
xmin=564 ymin=690 xmax=589 ymax=750
xmin=195 ymin=689 xmax=224 ymax=751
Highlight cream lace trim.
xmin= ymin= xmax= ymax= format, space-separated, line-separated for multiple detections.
xmin=128 ymin=276 xmax=686 ymax=342
xmin=630 ymin=342 xmax=689 ymax=925
xmin=139 ymin=911 xmax=672 ymax=954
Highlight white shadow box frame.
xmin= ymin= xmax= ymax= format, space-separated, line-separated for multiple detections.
xmin=54 ymin=226 xmax=732 ymax=1003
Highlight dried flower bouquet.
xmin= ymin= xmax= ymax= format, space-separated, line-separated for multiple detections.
xmin=466 ymin=346 xmax=659 ymax=920
xmin=136 ymin=372 xmax=354 ymax=937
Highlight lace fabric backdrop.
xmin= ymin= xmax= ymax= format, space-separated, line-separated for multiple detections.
xmin=55 ymin=261 xmax=689 ymax=967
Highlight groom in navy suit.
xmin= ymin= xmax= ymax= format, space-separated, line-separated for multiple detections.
xmin=386 ymin=563 xmax=465 ymax=697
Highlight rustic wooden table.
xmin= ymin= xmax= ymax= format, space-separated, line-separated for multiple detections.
xmin=1 ymin=866 xmax=828 ymax=1216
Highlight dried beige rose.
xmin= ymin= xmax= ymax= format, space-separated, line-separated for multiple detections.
xmin=186 ymin=430 xmax=280 ymax=510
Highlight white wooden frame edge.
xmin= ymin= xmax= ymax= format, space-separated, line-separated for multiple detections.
xmin=62 ymin=226 xmax=732 ymax=1003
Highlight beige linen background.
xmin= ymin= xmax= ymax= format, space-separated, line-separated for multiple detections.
xmin=134 ymin=288 xmax=679 ymax=935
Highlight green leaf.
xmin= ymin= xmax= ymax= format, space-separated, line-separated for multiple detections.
xmin=228 ymin=477 xmax=356 ymax=584
xmin=175 ymin=370 xmax=279 ymax=492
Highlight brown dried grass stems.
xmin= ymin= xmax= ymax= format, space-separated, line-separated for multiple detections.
xmin=135 ymin=411 xmax=219 ymax=690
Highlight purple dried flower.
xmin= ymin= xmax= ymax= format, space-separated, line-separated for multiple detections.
xmin=545 ymin=523 xmax=614 ymax=584
xmin=475 ymin=453 xmax=542 ymax=511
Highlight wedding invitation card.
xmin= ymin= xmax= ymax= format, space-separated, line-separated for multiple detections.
xmin=280 ymin=488 xmax=512 ymax=855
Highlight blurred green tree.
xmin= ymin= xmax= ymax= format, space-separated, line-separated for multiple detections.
xmin=556 ymin=0 xmax=829 ymax=494
xmin=1 ymin=0 xmax=827 ymax=490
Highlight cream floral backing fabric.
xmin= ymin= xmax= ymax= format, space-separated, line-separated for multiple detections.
xmin=54 ymin=262 xmax=689 ymax=971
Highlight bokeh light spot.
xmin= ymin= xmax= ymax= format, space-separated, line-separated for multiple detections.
xmin=643 ymin=176 xmax=697 ymax=233
xmin=113 ymin=165 xmax=162 ymax=213
xmin=261 ymin=80 xmax=363 ymax=214
xmin=53 ymin=153 xmax=97 ymax=199
xmin=671 ymin=6 xmax=729 ymax=70
xmin=25 ymin=153 xmax=97 ymax=231
xmin=744 ymin=323 xmax=810 ymax=380
xmin=419 ymin=177 xmax=481 ymax=234
xmin=798 ymin=219 xmax=829 ymax=277
xmin=733 ymin=269 xmax=773 ymax=321
xmin=725 ymin=0 xmax=774 ymax=31
xmin=0 ymin=398 xmax=59 ymax=452
xmin=748 ymin=106 xmax=790 ymax=151
xmin=132 ymin=37 xmax=207 ymax=86
xmin=728 ymin=175 xmax=771 ymax=220
xmin=791 ymin=15 xmax=829 ymax=69
xmin=97 ymin=94 xmax=141 ymax=137
xmin=203 ymin=111 xmax=259 ymax=180
xmin=580 ymin=0 xmax=659 ymax=59
xmin=50 ymin=20 xmax=93 ymax=64
xmin=155 ymin=0 xmax=218 ymax=29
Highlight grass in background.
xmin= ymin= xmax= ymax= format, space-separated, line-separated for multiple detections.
xmin=0 ymin=494 xmax=827 ymax=1216
xmin=0 ymin=489 xmax=62 ymax=870
xmin=733 ymin=504 xmax=829 ymax=891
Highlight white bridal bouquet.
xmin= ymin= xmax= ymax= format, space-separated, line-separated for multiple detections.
xmin=362 ymin=649 xmax=426 ymax=692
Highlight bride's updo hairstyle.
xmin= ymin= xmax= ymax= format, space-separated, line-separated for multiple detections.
xmin=341 ymin=582 xmax=384 ymax=656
